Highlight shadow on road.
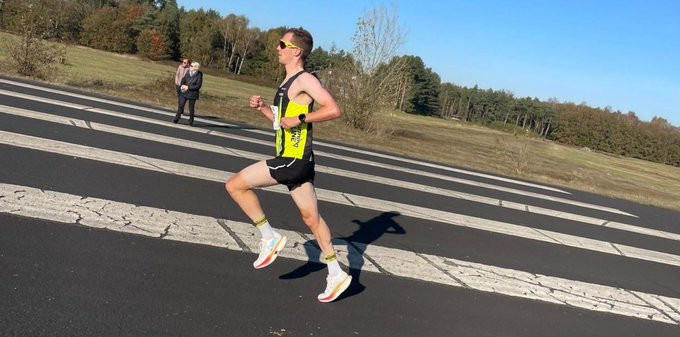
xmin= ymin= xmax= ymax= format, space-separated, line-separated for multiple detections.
xmin=279 ymin=211 xmax=406 ymax=301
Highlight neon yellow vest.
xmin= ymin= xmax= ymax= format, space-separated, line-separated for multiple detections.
xmin=274 ymin=71 xmax=314 ymax=160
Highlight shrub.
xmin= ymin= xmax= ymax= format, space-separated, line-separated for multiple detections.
xmin=79 ymin=5 xmax=147 ymax=54
xmin=137 ymin=28 xmax=168 ymax=60
xmin=4 ymin=6 xmax=64 ymax=79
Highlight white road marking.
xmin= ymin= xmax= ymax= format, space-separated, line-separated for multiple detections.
xmin=0 ymin=94 xmax=635 ymax=218
xmin=2 ymin=105 xmax=673 ymax=243
xmin=1 ymin=130 xmax=678 ymax=268
xmin=1 ymin=183 xmax=678 ymax=325
xmin=0 ymin=78 xmax=569 ymax=194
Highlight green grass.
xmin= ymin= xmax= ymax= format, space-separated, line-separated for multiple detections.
xmin=1 ymin=31 xmax=679 ymax=212
xmin=61 ymin=45 xmax=276 ymax=100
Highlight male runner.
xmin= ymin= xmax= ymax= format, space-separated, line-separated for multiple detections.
xmin=225 ymin=28 xmax=352 ymax=303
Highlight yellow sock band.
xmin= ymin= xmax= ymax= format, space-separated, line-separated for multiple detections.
xmin=324 ymin=252 xmax=337 ymax=263
xmin=253 ymin=215 xmax=268 ymax=227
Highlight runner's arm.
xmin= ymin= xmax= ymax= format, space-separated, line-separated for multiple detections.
xmin=279 ymin=74 xmax=341 ymax=129
xmin=297 ymin=73 xmax=341 ymax=123
xmin=250 ymin=95 xmax=275 ymax=122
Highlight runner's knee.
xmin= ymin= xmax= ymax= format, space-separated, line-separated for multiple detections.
xmin=225 ymin=176 xmax=243 ymax=196
xmin=300 ymin=211 xmax=319 ymax=228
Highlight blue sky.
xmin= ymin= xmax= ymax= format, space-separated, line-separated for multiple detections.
xmin=177 ymin=0 xmax=679 ymax=126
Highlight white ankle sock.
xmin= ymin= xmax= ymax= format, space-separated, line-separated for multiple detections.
xmin=254 ymin=216 xmax=275 ymax=240
xmin=324 ymin=252 xmax=343 ymax=277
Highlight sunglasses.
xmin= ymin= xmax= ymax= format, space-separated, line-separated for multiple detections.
xmin=279 ymin=39 xmax=303 ymax=51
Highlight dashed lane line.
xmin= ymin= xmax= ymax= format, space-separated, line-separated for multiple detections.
xmin=0 ymin=103 xmax=637 ymax=219
xmin=0 ymin=78 xmax=569 ymax=194
xmin=1 ymin=105 xmax=664 ymax=241
xmin=0 ymin=131 xmax=678 ymax=268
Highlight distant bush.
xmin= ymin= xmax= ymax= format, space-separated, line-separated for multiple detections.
xmin=137 ymin=28 xmax=168 ymax=60
xmin=4 ymin=5 xmax=64 ymax=79
xmin=79 ymin=5 xmax=147 ymax=54
xmin=8 ymin=35 xmax=64 ymax=79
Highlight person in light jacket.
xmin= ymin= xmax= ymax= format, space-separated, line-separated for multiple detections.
xmin=174 ymin=58 xmax=191 ymax=102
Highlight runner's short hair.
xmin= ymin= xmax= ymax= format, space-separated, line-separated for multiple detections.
xmin=286 ymin=27 xmax=313 ymax=61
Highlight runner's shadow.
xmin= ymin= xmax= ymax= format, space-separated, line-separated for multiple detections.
xmin=279 ymin=211 xmax=405 ymax=301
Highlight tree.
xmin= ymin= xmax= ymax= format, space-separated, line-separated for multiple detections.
xmin=394 ymin=55 xmax=440 ymax=115
xmin=351 ymin=5 xmax=404 ymax=75
xmin=259 ymin=27 xmax=288 ymax=83
xmin=236 ymin=29 xmax=269 ymax=78
xmin=80 ymin=4 xmax=148 ymax=53
xmin=305 ymin=47 xmax=331 ymax=73
xmin=235 ymin=27 xmax=259 ymax=74
xmin=325 ymin=5 xmax=407 ymax=132
xmin=179 ymin=8 xmax=220 ymax=65
xmin=137 ymin=28 xmax=167 ymax=60
xmin=154 ymin=0 xmax=180 ymax=59
xmin=216 ymin=14 xmax=248 ymax=72
xmin=438 ymin=83 xmax=460 ymax=119
xmin=0 ymin=0 xmax=51 ymax=35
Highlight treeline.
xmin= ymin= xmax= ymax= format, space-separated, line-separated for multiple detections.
xmin=553 ymin=105 xmax=680 ymax=165
xmin=1 ymin=0 xmax=678 ymax=166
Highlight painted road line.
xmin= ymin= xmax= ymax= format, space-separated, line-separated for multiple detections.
xmin=0 ymin=79 xmax=570 ymax=194
xmin=0 ymin=91 xmax=579 ymax=211
xmin=0 ymin=97 xmax=634 ymax=218
xmin=316 ymin=151 xmax=634 ymax=216
xmin=0 ymin=130 xmax=677 ymax=268
xmin=2 ymin=105 xmax=671 ymax=242
xmin=0 ymin=183 xmax=678 ymax=325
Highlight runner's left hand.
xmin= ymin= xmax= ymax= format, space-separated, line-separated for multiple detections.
xmin=279 ymin=117 xmax=301 ymax=129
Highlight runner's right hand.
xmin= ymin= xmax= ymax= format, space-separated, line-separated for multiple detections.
xmin=249 ymin=95 xmax=264 ymax=110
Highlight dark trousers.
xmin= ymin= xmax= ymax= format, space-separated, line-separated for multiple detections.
xmin=175 ymin=95 xmax=196 ymax=124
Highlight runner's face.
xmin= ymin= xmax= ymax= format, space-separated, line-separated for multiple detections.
xmin=277 ymin=33 xmax=298 ymax=64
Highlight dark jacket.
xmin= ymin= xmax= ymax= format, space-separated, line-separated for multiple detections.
xmin=180 ymin=70 xmax=203 ymax=100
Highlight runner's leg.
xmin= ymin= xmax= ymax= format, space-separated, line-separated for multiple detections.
xmin=225 ymin=160 xmax=277 ymax=221
xmin=291 ymin=182 xmax=351 ymax=302
xmin=289 ymin=182 xmax=333 ymax=256
xmin=227 ymin=160 xmax=287 ymax=269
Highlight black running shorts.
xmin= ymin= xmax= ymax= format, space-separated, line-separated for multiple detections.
xmin=266 ymin=157 xmax=315 ymax=190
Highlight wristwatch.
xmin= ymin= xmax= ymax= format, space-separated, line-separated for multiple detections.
xmin=298 ymin=114 xmax=307 ymax=123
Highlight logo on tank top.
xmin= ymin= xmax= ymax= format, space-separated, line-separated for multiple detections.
xmin=290 ymin=127 xmax=302 ymax=148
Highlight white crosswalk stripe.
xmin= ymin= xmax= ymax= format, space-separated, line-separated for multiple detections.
xmin=3 ymin=129 xmax=678 ymax=267
xmin=1 ymin=79 xmax=678 ymax=326
xmin=0 ymin=90 xmax=635 ymax=217
xmin=4 ymin=105 xmax=669 ymax=242
xmin=0 ymin=77 xmax=570 ymax=194
xmin=1 ymin=183 xmax=679 ymax=325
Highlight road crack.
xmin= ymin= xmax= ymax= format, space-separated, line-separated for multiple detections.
xmin=416 ymin=253 xmax=469 ymax=288
xmin=217 ymin=218 xmax=251 ymax=253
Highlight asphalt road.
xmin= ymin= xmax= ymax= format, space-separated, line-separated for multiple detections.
xmin=1 ymin=75 xmax=679 ymax=336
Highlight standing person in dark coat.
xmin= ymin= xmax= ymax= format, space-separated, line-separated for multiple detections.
xmin=173 ymin=62 xmax=203 ymax=126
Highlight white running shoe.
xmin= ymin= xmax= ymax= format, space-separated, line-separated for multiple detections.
xmin=253 ymin=232 xmax=287 ymax=269
xmin=317 ymin=271 xmax=352 ymax=303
